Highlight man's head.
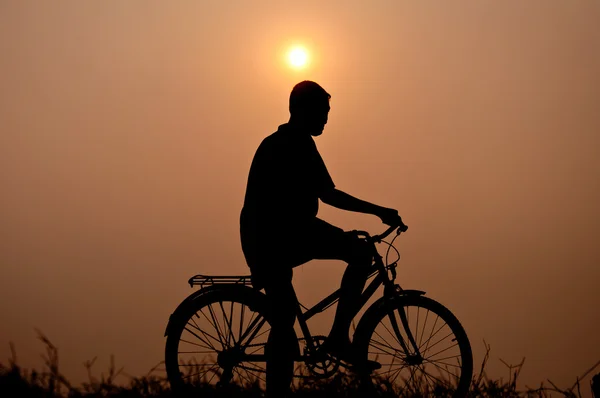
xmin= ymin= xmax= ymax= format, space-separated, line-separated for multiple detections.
xmin=289 ymin=81 xmax=331 ymax=136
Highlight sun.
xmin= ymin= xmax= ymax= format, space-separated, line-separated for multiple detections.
xmin=288 ymin=46 xmax=309 ymax=69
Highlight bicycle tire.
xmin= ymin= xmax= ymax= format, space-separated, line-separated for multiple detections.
xmin=165 ymin=285 xmax=272 ymax=394
xmin=354 ymin=294 xmax=473 ymax=397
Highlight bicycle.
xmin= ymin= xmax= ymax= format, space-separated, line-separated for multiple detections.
xmin=164 ymin=224 xmax=473 ymax=397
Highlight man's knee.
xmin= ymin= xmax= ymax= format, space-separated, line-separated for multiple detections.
xmin=347 ymin=239 xmax=374 ymax=268
xmin=263 ymin=279 xmax=298 ymax=329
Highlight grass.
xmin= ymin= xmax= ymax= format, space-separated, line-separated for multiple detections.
xmin=1 ymin=331 xmax=598 ymax=397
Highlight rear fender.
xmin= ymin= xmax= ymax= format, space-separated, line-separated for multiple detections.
xmin=164 ymin=284 xmax=265 ymax=337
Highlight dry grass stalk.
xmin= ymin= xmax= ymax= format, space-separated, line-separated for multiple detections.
xmin=0 ymin=332 xmax=598 ymax=397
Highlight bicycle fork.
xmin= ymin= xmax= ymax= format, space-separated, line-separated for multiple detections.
xmin=388 ymin=305 xmax=423 ymax=365
xmin=380 ymin=261 xmax=423 ymax=365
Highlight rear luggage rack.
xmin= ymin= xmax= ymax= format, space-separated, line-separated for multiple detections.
xmin=188 ymin=274 xmax=252 ymax=288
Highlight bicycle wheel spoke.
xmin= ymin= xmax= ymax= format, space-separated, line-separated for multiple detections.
xmin=418 ymin=309 xmax=430 ymax=347
xmin=249 ymin=325 xmax=271 ymax=343
xmin=218 ymin=300 xmax=236 ymax=347
xmin=206 ymin=365 xmax=220 ymax=384
xmin=247 ymin=343 xmax=267 ymax=356
xmin=206 ymin=303 xmax=227 ymax=347
xmin=186 ymin=319 xmax=221 ymax=350
xmin=418 ymin=363 xmax=451 ymax=388
xmin=183 ymin=326 xmax=219 ymax=351
xmin=375 ymin=365 xmax=405 ymax=387
xmin=391 ymin=367 xmax=407 ymax=386
xmin=387 ymin=351 xmax=399 ymax=374
xmin=422 ymin=329 xmax=454 ymax=355
xmin=182 ymin=362 xmax=218 ymax=380
xmin=178 ymin=362 xmax=217 ymax=367
xmin=424 ymin=353 xmax=462 ymax=363
xmin=239 ymin=310 xmax=258 ymax=342
xmin=425 ymin=342 xmax=458 ymax=361
xmin=234 ymin=367 xmax=254 ymax=385
xmin=187 ymin=316 xmax=223 ymax=349
xmin=379 ymin=315 xmax=404 ymax=348
xmin=239 ymin=362 xmax=267 ymax=373
xmin=239 ymin=314 xmax=267 ymax=346
xmin=376 ymin=363 xmax=409 ymax=377
xmin=238 ymin=301 xmax=246 ymax=342
xmin=415 ymin=306 xmax=420 ymax=347
xmin=418 ymin=316 xmax=445 ymax=352
xmin=405 ymin=364 xmax=419 ymax=391
xmin=423 ymin=358 xmax=461 ymax=384
xmin=241 ymin=366 xmax=256 ymax=385
xmin=369 ymin=338 xmax=401 ymax=357
xmin=238 ymin=363 xmax=267 ymax=382
xmin=179 ymin=337 xmax=213 ymax=351
xmin=374 ymin=325 xmax=405 ymax=353
xmin=229 ymin=301 xmax=236 ymax=345
xmin=418 ymin=364 xmax=436 ymax=392
xmin=196 ymin=307 xmax=226 ymax=349
xmin=423 ymin=357 xmax=461 ymax=369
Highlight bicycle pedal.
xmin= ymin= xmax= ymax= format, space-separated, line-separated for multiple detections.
xmin=338 ymin=358 xmax=382 ymax=373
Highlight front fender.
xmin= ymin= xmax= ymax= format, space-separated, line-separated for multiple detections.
xmin=397 ymin=289 xmax=426 ymax=297
xmin=375 ymin=289 xmax=426 ymax=310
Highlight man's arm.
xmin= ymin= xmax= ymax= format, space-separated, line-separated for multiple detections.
xmin=320 ymin=188 xmax=402 ymax=226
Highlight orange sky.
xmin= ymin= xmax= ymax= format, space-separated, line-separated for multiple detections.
xmin=1 ymin=1 xmax=599 ymax=394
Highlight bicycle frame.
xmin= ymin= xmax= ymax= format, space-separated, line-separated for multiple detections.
xmin=292 ymin=229 xmax=407 ymax=356
xmin=177 ymin=225 xmax=425 ymax=365
xmin=221 ymin=247 xmax=394 ymax=365
xmin=166 ymin=222 xmax=473 ymax=395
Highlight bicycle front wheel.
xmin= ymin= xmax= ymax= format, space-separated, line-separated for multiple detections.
xmin=165 ymin=286 xmax=272 ymax=394
xmin=354 ymin=294 xmax=473 ymax=397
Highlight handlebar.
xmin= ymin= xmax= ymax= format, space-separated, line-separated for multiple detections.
xmin=353 ymin=223 xmax=408 ymax=243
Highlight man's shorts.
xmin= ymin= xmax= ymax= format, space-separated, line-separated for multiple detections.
xmin=240 ymin=217 xmax=370 ymax=290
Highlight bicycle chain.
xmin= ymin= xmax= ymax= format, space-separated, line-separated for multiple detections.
xmin=239 ymin=334 xmax=329 ymax=349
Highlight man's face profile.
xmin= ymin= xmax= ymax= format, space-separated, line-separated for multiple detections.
xmin=306 ymin=99 xmax=330 ymax=137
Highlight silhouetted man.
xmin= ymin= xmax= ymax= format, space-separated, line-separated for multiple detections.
xmin=240 ymin=80 xmax=404 ymax=397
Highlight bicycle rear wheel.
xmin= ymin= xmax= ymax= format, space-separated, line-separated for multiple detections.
xmin=165 ymin=286 xmax=272 ymax=394
xmin=354 ymin=294 xmax=473 ymax=397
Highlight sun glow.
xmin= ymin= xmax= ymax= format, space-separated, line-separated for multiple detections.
xmin=288 ymin=46 xmax=309 ymax=69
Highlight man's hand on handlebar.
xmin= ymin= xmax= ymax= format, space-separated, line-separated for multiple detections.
xmin=377 ymin=207 xmax=408 ymax=232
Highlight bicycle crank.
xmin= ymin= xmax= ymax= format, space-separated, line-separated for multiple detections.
xmin=301 ymin=336 xmax=341 ymax=378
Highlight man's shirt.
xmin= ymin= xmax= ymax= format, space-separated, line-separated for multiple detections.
xmin=241 ymin=123 xmax=335 ymax=236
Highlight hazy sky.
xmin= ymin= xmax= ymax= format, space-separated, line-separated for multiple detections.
xmin=1 ymin=0 xmax=599 ymax=393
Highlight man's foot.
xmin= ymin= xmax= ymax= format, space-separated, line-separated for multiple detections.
xmin=318 ymin=335 xmax=381 ymax=372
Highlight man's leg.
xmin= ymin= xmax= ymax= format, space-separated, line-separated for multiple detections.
xmin=327 ymin=237 xmax=374 ymax=343
xmin=262 ymin=271 xmax=299 ymax=398
xmin=308 ymin=219 xmax=375 ymax=345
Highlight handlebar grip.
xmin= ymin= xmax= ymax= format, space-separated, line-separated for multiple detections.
xmin=373 ymin=225 xmax=397 ymax=242
xmin=372 ymin=223 xmax=408 ymax=242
